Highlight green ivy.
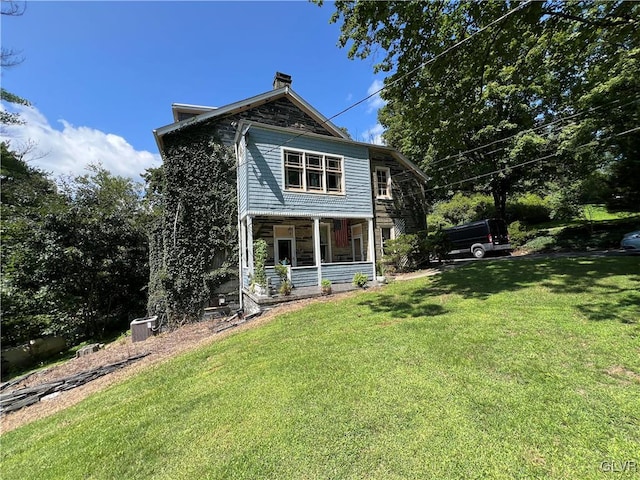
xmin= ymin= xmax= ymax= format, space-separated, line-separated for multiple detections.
xmin=147 ymin=126 xmax=238 ymax=326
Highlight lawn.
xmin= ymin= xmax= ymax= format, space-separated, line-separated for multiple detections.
xmin=2 ymin=257 xmax=639 ymax=479
xmin=517 ymin=206 xmax=640 ymax=254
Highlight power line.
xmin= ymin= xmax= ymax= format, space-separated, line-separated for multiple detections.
xmin=425 ymin=126 xmax=640 ymax=193
xmin=428 ymin=96 xmax=640 ymax=169
xmin=254 ymin=0 xmax=534 ymax=161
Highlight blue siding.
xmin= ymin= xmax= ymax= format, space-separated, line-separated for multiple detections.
xmin=291 ymin=267 xmax=318 ymax=287
xmin=322 ymin=262 xmax=374 ymax=284
xmin=246 ymin=262 xmax=374 ymax=291
xmin=244 ymin=126 xmax=373 ymax=218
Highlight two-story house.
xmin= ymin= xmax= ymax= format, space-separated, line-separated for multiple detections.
xmin=153 ymin=72 xmax=427 ymax=315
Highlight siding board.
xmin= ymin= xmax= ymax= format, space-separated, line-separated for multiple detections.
xmin=245 ymin=126 xmax=373 ymax=217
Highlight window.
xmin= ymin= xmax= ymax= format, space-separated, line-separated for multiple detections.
xmin=375 ymin=167 xmax=392 ymax=199
xmin=283 ymin=149 xmax=343 ymax=194
xmin=284 ymin=151 xmax=303 ymax=189
xmin=381 ymin=227 xmax=393 ymax=253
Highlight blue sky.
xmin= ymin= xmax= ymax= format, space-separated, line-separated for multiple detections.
xmin=1 ymin=1 xmax=386 ymax=181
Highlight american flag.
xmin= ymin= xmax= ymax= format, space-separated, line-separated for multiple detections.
xmin=333 ymin=219 xmax=349 ymax=248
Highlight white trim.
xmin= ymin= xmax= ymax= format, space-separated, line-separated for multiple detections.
xmin=380 ymin=226 xmax=395 ymax=256
xmin=368 ymin=219 xmax=375 ymax=263
xmin=351 ymin=224 xmax=364 ymax=262
xmin=155 ymin=87 xmax=349 ymax=142
xmin=273 ymin=225 xmax=297 ymax=267
xmin=374 ymin=167 xmax=392 ymax=200
xmin=236 ymin=120 xmax=429 ymax=183
xmin=244 ymin=210 xmax=373 ymax=220
xmin=313 ymin=218 xmax=322 ymax=286
xmin=320 ymin=222 xmax=333 ymax=263
xmin=281 ymin=147 xmax=345 ymax=195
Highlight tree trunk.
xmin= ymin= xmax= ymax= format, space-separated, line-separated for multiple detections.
xmin=492 ymin=185 xmax=507 ymax=220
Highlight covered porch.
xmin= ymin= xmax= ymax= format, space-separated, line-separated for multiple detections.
xmin=239 ymin=214 xmax=376 ymax=302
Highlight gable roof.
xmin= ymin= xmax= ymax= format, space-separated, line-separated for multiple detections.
xmin=153 ymin=86 xmax=350 ymax=153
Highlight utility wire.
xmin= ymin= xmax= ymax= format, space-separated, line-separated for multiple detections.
xmin=425 ymin=126 xmax=640 ymax=193
xmin=253 ymin=0 xmax=534 ymax=161
xmin=428 ymin=96 xmax=640 ymax=169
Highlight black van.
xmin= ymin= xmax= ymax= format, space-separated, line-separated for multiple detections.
xmin=443 ymin=219 xmax=511 ymax=258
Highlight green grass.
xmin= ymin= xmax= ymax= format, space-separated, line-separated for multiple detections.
xmin=519 ymin=206 xmax=639 ymax=253
xmin=2 ymin=257 xmax=639 ymax=479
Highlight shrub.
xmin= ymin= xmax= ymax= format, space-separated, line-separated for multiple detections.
xmin=252 ymin=239 xmax=268 ymax=288
xmin=383 ymin=234 xmax=419 ymax=273
xmin=423 ymin=229 xmax=451 ymax=263
xmin=278 ymin=280 xmax=292 ymax=296
xmin=522 ymin=235 xmax=556 ymax=253
xmin=430 ymin=193 xmax=495 ymax=226
xmin=506 ymin=193 xmax=551 ymax=224
xmin=352 ymin=272 xmax=369 ymax=288
xmin=274 ymin=263 xmax=289 ymax=283
xmin=546 ymin=186 xmax=582 ymax=221
xmin=507 ymin=221 xmax=534 ymax=248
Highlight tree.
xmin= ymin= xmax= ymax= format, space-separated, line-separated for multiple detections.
xmin=324 ymin=1 xmax=639 ymax=216
xmin=1 ymin=0 xmax=26 ymax=68
xmin=1 ymin=161 xmax=150 ymax=345
xmin=0 ymin=143 xmax=63 ymax=345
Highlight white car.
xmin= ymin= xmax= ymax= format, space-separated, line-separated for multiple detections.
xmin=621 ymin=230 xmax=640 ymax=252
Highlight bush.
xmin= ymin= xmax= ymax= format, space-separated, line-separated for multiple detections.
xmin=506 ymin=194 xmax=551 ymax=224
xmin=274 ymin=263 xmax=289 ymax=283
xmin=546 ymin=186 xmax=582 ymax=221
xmin=422 ymin=230 xmax=451 ymax=262
xmin=522 ymin=235 xmax=556 ymax=253
xmin=430 ymin=193 xmax=495 ymax=226
xmin=352 ymin=272 xmax=369 ymax=288
xmin=383 ymin=234 xmax=419 ymax=273
xmin=278 ymin=280 xmax=292 ymax=296
xmin=508 ymin=221 xmax=534 ymax=248
xmin=252 ymin=239 xmax=268 ymax=288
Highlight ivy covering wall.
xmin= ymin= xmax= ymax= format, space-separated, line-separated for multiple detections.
xmin=147 ymin=125 xmax=238 ymax=326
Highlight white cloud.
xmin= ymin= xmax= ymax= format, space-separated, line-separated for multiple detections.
xmin=366 ymin=79 xmax=386 ymax=113
xmin=361 ymin=123 xmax=386 ymax=146
xmin=1 ymin=104 xmax=161 ymax=182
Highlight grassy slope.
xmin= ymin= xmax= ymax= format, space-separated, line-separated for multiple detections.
xmin=519 ymin=207 xmax=639 ymax=253
xmin=2 ymin=257 xmax=639 ymax=479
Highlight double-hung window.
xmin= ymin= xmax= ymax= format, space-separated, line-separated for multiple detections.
xmin=375 ymin=167 xmax=392 ymax=199
xmin=283 ymin=149 xmax=343 ymax=194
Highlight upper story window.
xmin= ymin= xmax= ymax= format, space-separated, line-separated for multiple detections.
xmin=283 ymin=149 xmax=343 ymax=194
xmin=375 ymin=167 xmax=392 ymax=199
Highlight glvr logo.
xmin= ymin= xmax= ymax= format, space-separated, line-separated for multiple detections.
xmin=600 ymin=460 xmax=637 ymax=473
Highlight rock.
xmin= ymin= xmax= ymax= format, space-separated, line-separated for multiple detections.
xmin=76 ymin=343 xmax=102 ymax=358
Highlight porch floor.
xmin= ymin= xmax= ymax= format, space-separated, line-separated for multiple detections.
xmin=243 ymin=281 xmax=369 ymax=308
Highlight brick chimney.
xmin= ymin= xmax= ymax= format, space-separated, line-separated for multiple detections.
xmin=273 ymin=72 xmax=292 ymax=90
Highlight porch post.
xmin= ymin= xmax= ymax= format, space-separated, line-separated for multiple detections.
xmin=368 ymin=218 xmax=376 ymax=275
xmin=247 ymin=216 xmax=254 ymax=273
xmin=313 ymin=217 xmax=322 ymax=286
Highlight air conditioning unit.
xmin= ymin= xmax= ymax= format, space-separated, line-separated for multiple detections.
xmin=130 ymin=316 xmax=159 ymax=343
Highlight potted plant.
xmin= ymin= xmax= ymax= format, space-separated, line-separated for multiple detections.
xmin=251 ymin=238 xmax=269 ymax=296
xmin=321 ymin=279 xmax=332 ymax=295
